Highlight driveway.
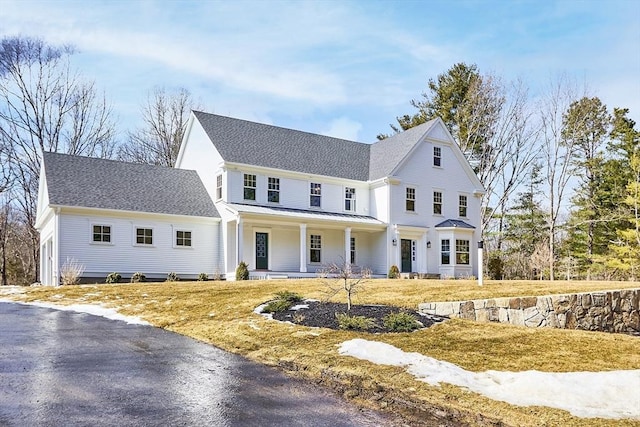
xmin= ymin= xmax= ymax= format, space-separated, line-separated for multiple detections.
xmin=0 ymin=302 xmax=397 ymax=426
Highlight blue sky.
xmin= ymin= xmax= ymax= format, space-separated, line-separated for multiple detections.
xmin=1 ymin=0 xmax=639 ymax=143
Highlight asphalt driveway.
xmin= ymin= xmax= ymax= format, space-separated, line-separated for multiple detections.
xmin=0 ymin=302 xmax=396 ymax=426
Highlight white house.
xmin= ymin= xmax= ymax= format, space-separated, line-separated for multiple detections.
xmin=36 ymin=111 xmax=484 ymax=284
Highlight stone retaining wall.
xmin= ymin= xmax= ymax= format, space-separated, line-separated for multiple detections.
xmin=418 ymin=288 xmax=640 ymax=334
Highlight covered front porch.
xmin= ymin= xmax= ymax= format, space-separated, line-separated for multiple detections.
xmin=221 ymin=203 xmax=388 ymax=280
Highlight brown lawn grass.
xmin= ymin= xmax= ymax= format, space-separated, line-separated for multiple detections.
xmin=4 ymin=279 xmax=640 ymax=426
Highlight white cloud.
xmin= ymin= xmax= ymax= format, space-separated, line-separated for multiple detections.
xmin=321 ymin=117 xmax=363 ymax=141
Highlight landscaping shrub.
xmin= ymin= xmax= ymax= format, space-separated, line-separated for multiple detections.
xmin=166 ymin=272 xmax=180 ymax=282
xmin=488 ymin=256 xmax=504 ymax=280
xmin=235 ymin=261 xmax=249 ymax=281
xmin=274 ymin=290 xmax=303 ymax=303
xmin=262 ymin=290 xmax=304 ymax=313
xmin=130 ymin=272 xmax=146 ymax=283
xmin=335 ymin=312 xmax=376 ymax=330
xmin=383 ymin=311 xmax=421 ymax=332
xmin=388 ymin=265 xmax=400 ymax=279
xmin=197 ymin=272 xmax=208 ymax=281
xmin=262 ymin=299 xmax=293 ymax=313
xmin=105 ymin=272 xmax=121 ymax=284
xmin=60 ymin=257 xmax=85 ymax=285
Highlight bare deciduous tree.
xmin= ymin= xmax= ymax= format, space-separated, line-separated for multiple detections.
xmin=538 ymin=75 xmax=584 ymax=280
xmin=319 ymin=261 xmax=371 ymax=311
xmin=118 ymin=87 xmax=200 ymax=167
xmin=0 ymin=36 xmax=117 ymax=282
xmin=469 ymin=76 xmax=539 ymax=240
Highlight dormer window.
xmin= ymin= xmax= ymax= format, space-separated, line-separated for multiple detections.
xmin=244 ymin=174 xmax=256 ymax=201
xmin=310 ymin=183 xmax=321 ymax=207
xmin=434 ymin=146 xmax=442 ymax=167
xmin=345 ymin=187 xmax=356 ymax=211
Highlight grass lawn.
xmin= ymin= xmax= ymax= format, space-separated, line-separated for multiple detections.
xmin=4 ymin=279 xmax=640 ymax=426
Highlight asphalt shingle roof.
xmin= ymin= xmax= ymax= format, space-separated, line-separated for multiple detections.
xmin=368 ymin=119 xmax=437 ymax=180
xmin=434 ymin=219 xmax=475 ymax=229
xmin=194 ymin=112 xmax=372 ymax=181
xmin=43 ymin=152 xmax=219 ymax=218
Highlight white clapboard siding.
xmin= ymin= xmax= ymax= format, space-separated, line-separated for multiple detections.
xmin=57 ymin=211 xmax=220 ymax=280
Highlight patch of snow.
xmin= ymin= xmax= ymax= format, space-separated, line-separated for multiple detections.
xmin=11 ymin=301 xmax=150 ymax=326
xmin=338 ymin=339 xmax=640 ymax=420
xmin=290 ymin=304 xmax=309 ymax=311
xmin=0 ymin=286 xmax=26 ymax=296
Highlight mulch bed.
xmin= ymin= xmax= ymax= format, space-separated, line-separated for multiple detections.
xmin=270 ymin=300 xmax=448 ymax=333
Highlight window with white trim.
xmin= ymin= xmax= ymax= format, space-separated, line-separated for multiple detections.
xmin=216 ymin=174 xmax=222 ymax=200
xmin=459 ymin=195 xmax=468 ymax=217
xmin=310 ymin=234 xmax=321 ymax=263
xmin=176 ymin=230 xmax=192 ymax=247
xmin=243 ymin=174 xmax=256 ymax=201
xmin=136 ymin=228 xmax=153 ymax=245
xmin=310 ymin=183 xmax=321 ymax=207
xmin=433 ymin=146 xmax=442 ymax=167
xmin=92 ymin=225 xmax=111 ymax=243
xmin=441 ymin=239 xmax=450 ymax=264
xmin=406 ymin=187 xmax=416 ymax=212
xmin=268 ymin=177 xmax=280 ymax=203
xmin=345 ymin=187 xmax=356 ymax=211
xmin=456 ymin=239 xmax=470 ymax=265
xmin=433 ymin=191 xmax=443 ymax=215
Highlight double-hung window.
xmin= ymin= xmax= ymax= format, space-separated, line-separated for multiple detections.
xmin=243 ymin=174 xmax=256 ymax=201
xmin=310 ymin=183 xmax=321 ymax=207
xmin=456 ymin=239 xmax=470 ymax=265
xmin=441 ymin=239 xmax=450 ymax=265
xmin=216 ymin=174 xmax=223 ymax=200
xmin=434 ymin=146 xmax=442 ymax=167
xmin=176 ymin=230 xmax=192 ymax=247
xmin=136 ymin=228 xmax=153 ymax=245
xmin=268 ymin=177 xmax=280 ymax=203
xmin=93 ymin=225 xmax=111 ymax=243
xmin=406 ymin=187 xmax=416 ymax=212
xmin=459 ymin=195 xmax=468 ymax=217
xmin=433 ymin=191 xmax=443 ymax=215
xmin=344 ymin=187 xmax=356 ymax=211
xmin=310 ymin=234 xmax=321 ymax=263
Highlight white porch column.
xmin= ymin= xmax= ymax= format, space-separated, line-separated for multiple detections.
xmin=299 ymin=224 xmax=307 ymax=273
xmin=344 ymin=227 xmax=351 ymax=265
xmin=236 ymin=216 xmax=244 ymax=266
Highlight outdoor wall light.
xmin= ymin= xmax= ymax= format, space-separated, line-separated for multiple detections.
xmin=392 ymin=238 xmax=397 ymax=246
xmin=427 ymin=241 xmax=431 ymax=248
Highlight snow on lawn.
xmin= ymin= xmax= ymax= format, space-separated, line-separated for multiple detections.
xmin=6 ymin=300 xmax=150 ymax=326
xmin=339 ymin=338 xmax=640 ymax=420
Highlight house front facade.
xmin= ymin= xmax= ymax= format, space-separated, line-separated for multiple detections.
xmin=36 ymin=111 xmax=484 ymax=284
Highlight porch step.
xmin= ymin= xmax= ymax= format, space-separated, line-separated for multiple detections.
xmin=267 ymin=274 xmax=289 ymax=280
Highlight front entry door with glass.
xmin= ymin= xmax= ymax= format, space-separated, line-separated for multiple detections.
xmin=401 ymin=239 xmax=412 ymax=273
xmin=256 ymin=232 xmax=268 ymax=270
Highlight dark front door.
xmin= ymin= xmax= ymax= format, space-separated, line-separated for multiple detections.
xmin=255 ymin=232 xmax=268 ymax=270
xmin=401 ymin=239 xmax=412 ymax=273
